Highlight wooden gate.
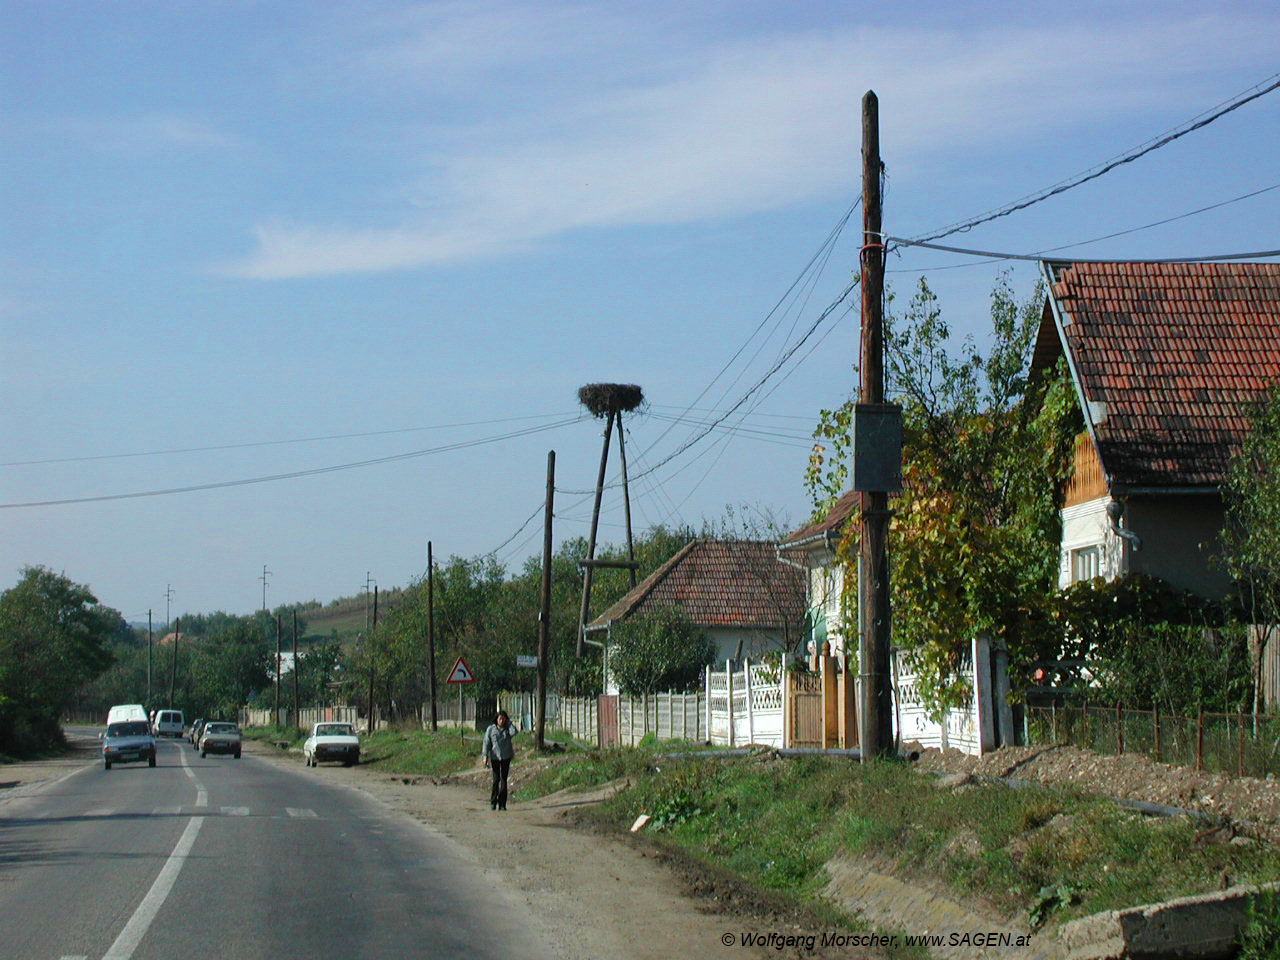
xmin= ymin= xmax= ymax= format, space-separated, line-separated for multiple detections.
xmin=787 ymin=672 xmax=823 ymax=748
xmin=598 ymin=694 xmax=620 ymax=747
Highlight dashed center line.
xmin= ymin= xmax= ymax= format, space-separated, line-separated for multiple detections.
xmin=286 ymin=808 xmax=317 ymax=818
xmin=220 ymin=806 xmax=249 ymax=817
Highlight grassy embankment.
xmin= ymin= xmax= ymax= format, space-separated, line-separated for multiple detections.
xmin=244 ymin=725 xmax=1280 ymax=935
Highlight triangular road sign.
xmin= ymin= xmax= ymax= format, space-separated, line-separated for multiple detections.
xmin=445 ymin=656 xmax=475 ymax=684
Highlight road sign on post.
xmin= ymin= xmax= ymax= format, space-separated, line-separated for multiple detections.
xmin=516 ymin=655 xmax=538 ymax=669
xmin=445 ymin=656 xmax=475 ymax=739
xmin=446 ymin=656 xmax=475 ymax=684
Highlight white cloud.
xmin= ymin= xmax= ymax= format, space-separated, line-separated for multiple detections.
xmin=224 ymin=11 xmax=1279 ymax=279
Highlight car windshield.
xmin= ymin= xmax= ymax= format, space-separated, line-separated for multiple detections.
xmin=206 ymin=723 xmax=237 ymax=734
xmin=316 ymin=724 xmax=354 ymax=737
xmin=107 ymin=722 xmax=149 ymax=737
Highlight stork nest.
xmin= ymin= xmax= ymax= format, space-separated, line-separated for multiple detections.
xmin=577 ymin=383 xmax=645 ymax=418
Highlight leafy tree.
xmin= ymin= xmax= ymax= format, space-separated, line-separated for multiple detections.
xmin=1222 ymin=381 xmax=1280 ymax=714
xmin=608 ymin=605 xmax=715 ymax=694
xmin=190 ymin=620 xmax=272 ymax=719
xmin=806 ymin=276 xmax=1078 ymax=715
xmin=0 ymin=566 xmax=122 ymax=754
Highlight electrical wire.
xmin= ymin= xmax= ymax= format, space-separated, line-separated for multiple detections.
xmin=905 ymin=71 xmax=1280 ymax=245
xmin=884 ymin=238 xmax=1280 ymax=264
xmin=0 ymin=411 xmax=579 ymax=468
xmin=0 ymin=417 xmax=583 ymax=509
xmin=888 ymin=181 xmax=1280 ymax=274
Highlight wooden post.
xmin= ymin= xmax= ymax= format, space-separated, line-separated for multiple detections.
xmin=577 ymin=411 xmax=615 ymax=657
xmin=1051 ymin=702 xmax=1057 ymax=745
xmin=1153 ymin=702 xmax=1161 ymax=762
xmin=1238 ymin=712 xmax=1246 ymax=778
xmin=169 ymin=617 xmax=179 ymax=709
xmin=781 ymin=653 xmax=791 ymax=749
xmin=615 ymin=412 xmax=637 ymax=591
xmin=536 ymin=452 xmax=555 ymax=749
xmin=1196 ymin=705 xmax=1205 ymax=772
xmin=274 ymin=615 xmax=282 ymax=727
xmin=1082 ymin=699 xmax=1090 ymax=751
xmin=858 ymin=89 xmax=893 ymax=761
xmin=1116 ymin=701 xmax=1124 ymax=755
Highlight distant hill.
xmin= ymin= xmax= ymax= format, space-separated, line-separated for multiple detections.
xmin=296 ymin=589 xmax=407 ymax=646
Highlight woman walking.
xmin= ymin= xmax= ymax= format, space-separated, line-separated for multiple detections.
xmin=482 ymin=709 xmax=516 ymax=811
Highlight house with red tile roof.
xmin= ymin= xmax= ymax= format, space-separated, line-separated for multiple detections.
xmin=776 ymin=491 xmax=858 ymax=661
xmin=1033 ymin=260 xmax=1280 ymax=598
xmin=586 ymin=539 xmax=806 ymax=692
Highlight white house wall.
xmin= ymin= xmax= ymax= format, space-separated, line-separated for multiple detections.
xmin=1059 ymin=496 xmax=1123 ymax=588
xmin=806 ymin=561 xmax=849 ymax=657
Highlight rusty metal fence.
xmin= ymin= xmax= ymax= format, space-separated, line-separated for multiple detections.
xmin=1026 ymin=703 xmax=1280 ymax=779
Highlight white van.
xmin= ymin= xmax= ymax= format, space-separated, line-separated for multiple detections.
xmin=153 ymin=709 xmax=184 ymax=738
xmin=106 ymin=704 xmax=148 ymax=726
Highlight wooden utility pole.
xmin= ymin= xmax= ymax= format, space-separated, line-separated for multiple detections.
xmin=536 ymin=450 xmax=555 ymax=749
xmin=858 ymin=90 xmax=894 ymax=760
xmin=147 ymin=610 xmax=152 ymax=707
xmin=274 ymin=615 xmax=282 ymax=726
xmin=168 ymin=617 xmax=180 ymax=709
xmin=577 ymin=411 xmax=615 ymax=656
xmin=427 ymin=541 xmax=438 ymax=732
xmin=615 ymin=416 xmax=637 ymax=590
xmin=367 ymin=587 xmax=378 ymax=733
xmin=291 ymin=610 xmax=299 ymax=730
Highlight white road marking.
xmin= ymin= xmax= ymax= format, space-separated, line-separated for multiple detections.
xmin=99 ymin=815 xmax=203 ymax=960
xmin=220 ymin=806 xmax=249 ymax=817
xmin=285 ymin=808 xmax=317 ymax=818
xmin=177 ymin=742 xmax=207 ymax=808
xmin=59 ymin=954 xmax=88 ymax=959
xmin=83 ymin=808 xmax=115 ymax=817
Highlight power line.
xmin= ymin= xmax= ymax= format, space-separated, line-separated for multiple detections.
xmin=0 ymin=411 xmax=579 ymax=468
xmin=884 ymin=237 xmax=1280 ymax=264
xmin=0 ymin=417 xmax=582 ymax=509
xmin=556 ymin=279 xmax=858 ymax=496
xmin=906 ymin=71 xmax=1280 ymax=245
xmin=888 ymin=181 xmax=1280 ymax=274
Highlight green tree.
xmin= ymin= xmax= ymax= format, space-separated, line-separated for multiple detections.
xmin=1222 ymin=381 xmax=1280 ymax=714
xmin=806 ymin=276 xmax=1078 ymax=715
xmin=608 ymin=605 xmax=715 ymax=694
xmin=0 ymin=566 xmax=122 ymax=754
xmin=190 ymin=620 xmax=272 ymax=719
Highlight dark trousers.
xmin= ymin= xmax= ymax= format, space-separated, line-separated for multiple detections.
xmin=489 ymin=758 xmax=511 ymax=809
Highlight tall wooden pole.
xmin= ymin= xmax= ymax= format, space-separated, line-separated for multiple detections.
xmin=367 ymin=587 xmax=378 ymax=733
xmin=274 ymin=615 xmax=282 ymax=727
xmin=859 ymin=90 xmax=894 ymax=760
xmin=427 ymin=541 xmax=438 ymax=731
xmin=291 ymin=610 xmax=299 ymax=730
xmin=615 ymin=414 xmax=637 ymax=590
xmin=537 ymin=450 xmax=556 ymax=749
xmin=169 ymin=617 xmax=179 ymax=709
xmin=147 ymin=610 xmax=152 ymax=707
xmin=577 ymin=411 xmax=616 ymax=656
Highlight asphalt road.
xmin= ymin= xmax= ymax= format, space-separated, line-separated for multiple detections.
xmin=0 ymin=729 xmax=555 ymax=960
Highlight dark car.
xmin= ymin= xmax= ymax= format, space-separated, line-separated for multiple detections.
xmin=102 ymin=720 xmax=157 ymax=770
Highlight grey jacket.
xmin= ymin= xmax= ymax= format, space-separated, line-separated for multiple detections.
xmin=482 ymin=723 xmax=515 ymax=762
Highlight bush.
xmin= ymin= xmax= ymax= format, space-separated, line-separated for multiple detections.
xmin=607 ymin=605 xmax=715 ymax=694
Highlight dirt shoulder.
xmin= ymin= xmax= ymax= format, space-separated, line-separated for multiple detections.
xmin=243 ymin=738 xmax=887 ymax=960
xmin=0 ymin=728 xmax=100 ymax=802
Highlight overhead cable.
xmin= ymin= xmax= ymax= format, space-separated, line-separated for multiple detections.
xmin=0 ymin=417 xmax=582 ymax=509
xmin=884 ymin=237 xmax=1280 ymax=264
xmin=906 ymin=72 xmax=1280 ymax=245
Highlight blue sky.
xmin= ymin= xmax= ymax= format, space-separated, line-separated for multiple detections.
xmin=3 ymin=1 xmax=1278 ymax=622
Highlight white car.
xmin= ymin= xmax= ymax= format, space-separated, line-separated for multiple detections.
xmin=152 ymin=709 xmax=184 ymax=738
xmin=199 ymin=722 xmax=242 ymax=759
xmin=304 ymin=722 xmax=361 ymax=767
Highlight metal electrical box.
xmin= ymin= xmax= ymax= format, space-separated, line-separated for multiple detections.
xmin=851 ymin=402 xmax=902 ymax=492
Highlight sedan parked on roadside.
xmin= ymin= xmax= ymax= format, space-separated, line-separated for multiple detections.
xmin=304 ymin=722 xmax=360 ymax=767
xmin=199 ymin=722 xmax=242 ymax=758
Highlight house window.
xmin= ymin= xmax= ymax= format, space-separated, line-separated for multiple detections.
xmin=1071 ymin=546 xmax=1101 ymax=583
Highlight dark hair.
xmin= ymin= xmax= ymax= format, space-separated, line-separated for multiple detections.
xmin=496 ymin=709 xmax=510 ymax=722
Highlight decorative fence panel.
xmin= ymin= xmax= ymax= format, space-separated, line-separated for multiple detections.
xmin=706 ymin=658 xmax=785 ymax=748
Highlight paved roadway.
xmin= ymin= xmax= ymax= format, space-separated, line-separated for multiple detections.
xmin=0 ymin=729 xmax=554 ymax=960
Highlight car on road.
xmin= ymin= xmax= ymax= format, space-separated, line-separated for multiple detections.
xmin=106 ymin=703 xmax=148 ymax=726
xmin=153 ymin=709 xmax=184 ymax=738
xmin=199 ymin=722 xmax=242 ymax=758
xmin=304 ymin=722 xmax=360 ymax=767
xmin=102 ymin=720 xmax=156 ymax=770
xmin=189 ymin=718 xmax=207 ymax=746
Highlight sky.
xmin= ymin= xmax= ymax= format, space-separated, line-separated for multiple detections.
xmin=3 ymin=0 xmax=1278 ymax=623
